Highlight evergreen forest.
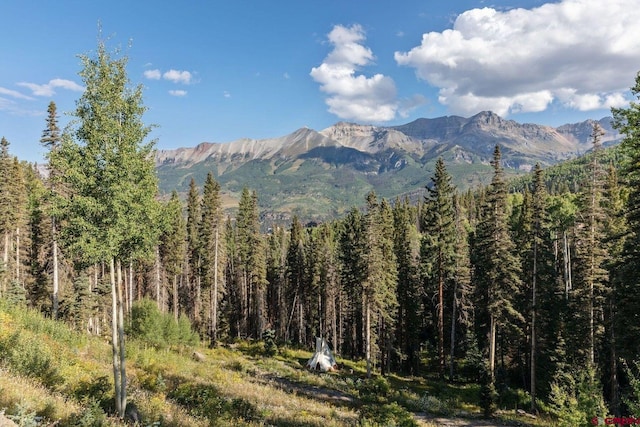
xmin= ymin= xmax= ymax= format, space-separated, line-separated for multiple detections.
xmin=4 ymin=41 xmax=640 ymax=427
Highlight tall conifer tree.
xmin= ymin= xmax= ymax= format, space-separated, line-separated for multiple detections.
xmin=472 ymin=145 xmax=524 ymax=381
xmin=421 ymin=157 xmax=457 ymax=378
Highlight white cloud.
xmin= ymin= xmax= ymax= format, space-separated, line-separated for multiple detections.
xmin=17 ymin=79 xmax=83 ymax=97
xmin=169 ymin=90 xmax=187 ymax=97
xmin=0 ymin=87 xmax=33 ymax=100
xmin=144 ymin=69 xmax=162 ymax=80
xmin=395 ymin=0 xmax=640 ymax=116
xmin=163 ymin=69 xmax=192 ymax=84
xmin=311 ymin=24 xmax=414 ymax=122
xmin=223 ymin=91 xmax=231 ymax=99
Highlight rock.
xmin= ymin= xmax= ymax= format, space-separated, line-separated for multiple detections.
xmin=192 ymin=351 xmax=206 ymax=362
xmin=0 ymin=413 xmax=18 ymax=427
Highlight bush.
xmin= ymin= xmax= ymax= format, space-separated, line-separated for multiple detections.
xmin=358 ymin=376 xmax=391 ymax=402
xmin=359 ymin=402 xmax=418 ymax=427
xmin=128 ymin=299 xmax=199 ymax=348
xmin=0 ymin=330 xmax=61 ymax=389
xmin=549 ymin=364 xmax=607 ymax=427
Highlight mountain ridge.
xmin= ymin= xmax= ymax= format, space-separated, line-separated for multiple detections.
xmin=155 ymin=111 xmax=622 ymax=222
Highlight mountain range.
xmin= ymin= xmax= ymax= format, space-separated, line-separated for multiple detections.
xmin=155 ymin=111 xmax=621 ymax=222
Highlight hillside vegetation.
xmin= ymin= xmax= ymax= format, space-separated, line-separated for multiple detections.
xmin=0 ymin=300 xmax=555 ymax=427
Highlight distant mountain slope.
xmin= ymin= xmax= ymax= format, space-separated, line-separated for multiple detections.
xmin=155 ymin=111 xmax=622 ymax=222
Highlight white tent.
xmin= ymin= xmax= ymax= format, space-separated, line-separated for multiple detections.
xmin=306 ymin=337 xmax=338 ymax=372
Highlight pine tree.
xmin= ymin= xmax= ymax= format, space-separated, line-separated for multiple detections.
xmin=472 ymin=145 xmax=524 ymax=380
xmin=393 ymin=197 xmax=422 ymax=374
xmin=338 ymin=207 xmax=366 ymax=359
xmin=49 ymin=40 xmax=160 ymax=418
xmin=199 ymin=173 xmax=224 ymax=345
xmin=0 ymin=137 xmax=15 ymax=295
xmin=236 ymin=188 xmax=267 ymax=339
xmin=421 ymin=157 xmax=457 ymax=378
xmin=185 ymin=178 xmax=201 ymax=323
xmin=450 ymin=194 xmax=473 ymax=381
xmin=40 ymin=101 xmax=63 ymax=319
xmin=362 ymin=192 xmax=398 ymax=377
xmin=285 ymin=215 xmax=306 ymax=344
xmin=611 ymin=71 xmax=640 ymax=365
xmin=159 ymin=191 xmax=186 ymax=321
xmin=570 ymin=123 xmax=608 ymax=366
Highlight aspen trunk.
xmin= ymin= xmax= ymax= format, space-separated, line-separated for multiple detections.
xmin=116 ymin=260 xmax=127 ymax=417
xmin=52 ymin=219 xmax=59 ymax=320
xmin=365 ymin=297 xmax=372 ymax=378
xmin=489 ymin=315 xmax=496 ymax=380
xmin=212 ymin=228 xmax=219 ymax=345
xmin=110 ymin=258 xmax=122 ymax=417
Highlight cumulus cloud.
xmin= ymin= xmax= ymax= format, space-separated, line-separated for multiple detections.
xmin=17 ymin=79 xmax=83 ymax=97
xmin=394 ymin=0 xmax=640 ymax=116
xmin=144 ymin=69 xmax=162 ymax=80
xmin=163 ymin=69 xmax=192 ymax=84
xmin=311 ymin=24 xmax=412 ymax=122
xmin=169 ymin=90 xmax=187 ymax=97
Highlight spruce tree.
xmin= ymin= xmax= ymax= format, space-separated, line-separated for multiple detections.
xmin=40 ymin=101 xmax=63 ymax=319
xmin=570 ymin=123 xmax=608 ymax=366
xmin=185 ymin=178 xmax=201 ymax=323
xmin=338 ymin=207 xmax=366 ymax=359
xmin=393 ymin=197 xmax=422 ymax=374
xmin=159 ymin=191 xmax=187 ymax=321
xmin=472 ymin=145 xmax=524 ymax=380
xmin=611 ymin=71 xmax=640 ymax=365
xmin=285 ymin=215 xmax=306 ymax=344
xmin=421 ymin=157 xmax=457 ymax=378
xmin=199 ymin=173 xmax=224 ymax=345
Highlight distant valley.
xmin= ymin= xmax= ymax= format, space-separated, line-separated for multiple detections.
xmin=155 ymin=111 xmax=621 ymax=222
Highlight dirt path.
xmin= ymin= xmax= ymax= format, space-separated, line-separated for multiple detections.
xmin=414 ymin=412 xmax=536 ymax=427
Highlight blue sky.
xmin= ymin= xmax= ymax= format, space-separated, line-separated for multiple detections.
xmin=1 ymin=0 xmax=639 ymax=163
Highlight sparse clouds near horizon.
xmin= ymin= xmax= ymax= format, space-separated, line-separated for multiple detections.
xmin=0 ymin=87 xmax=34 ymax=100
xmin=395 ymin=0 xmax=640 ymax=117
xmin=311 ymin=24 xmax=402 ymax=123
xmin=17 ymin=79 xmax=83 ymax=97
xmin=144 ymin=69 xmax=194 ymax=84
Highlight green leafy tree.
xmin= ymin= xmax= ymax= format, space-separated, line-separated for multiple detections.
xmin=50 ymin=40 xmax=160 ymax=418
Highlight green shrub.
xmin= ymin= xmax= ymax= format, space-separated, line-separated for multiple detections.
xmin=359 ymin=402 xmax=417 ymax=427
xmin=0 ymin=330 xmax=61 ymax=389
xmin=358 ymin=376 xmax=391 ymax=402
xmin=262 ymin=329 xmax=278 ymax=356
xmin=549 ymin=364 xmax=607 ymax=427
xmin=128 ymin=299 xmax=199 ymax=348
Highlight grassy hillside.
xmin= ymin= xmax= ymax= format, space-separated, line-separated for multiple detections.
xmin=0 ymin=301 xmax=556 ymax=426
